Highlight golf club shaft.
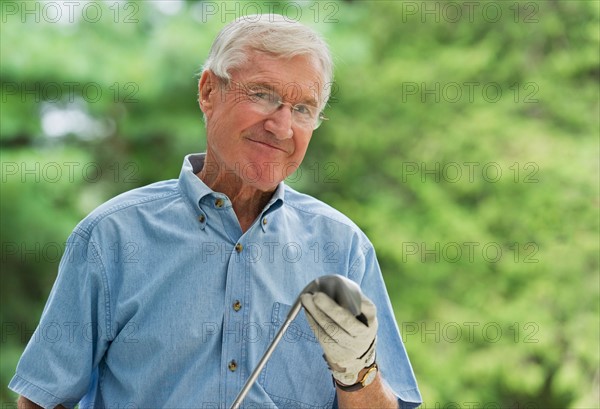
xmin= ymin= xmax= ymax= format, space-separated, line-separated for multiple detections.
xmin=230 ymin=299 xmax=303 ymax=409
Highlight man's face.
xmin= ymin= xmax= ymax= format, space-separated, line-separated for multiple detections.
xmin=199 ymin=51 xmax=324 ymax=192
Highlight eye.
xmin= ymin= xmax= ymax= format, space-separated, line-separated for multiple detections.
xmin=248 ymin=91 xmax=268 ymax=101
xmin=248 ymin=89 xmax=277 ymax=103
xmin=294 ymin=104 xmax=315 ymax=117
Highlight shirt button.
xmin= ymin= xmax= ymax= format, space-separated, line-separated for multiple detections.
xmin=262 ymin=217 xmax=267 ymax=225
xmin=232 ymin=300 xmax=242 ymax=311
xmin=235 ymin=243 xmax=243 ymax=253
xmin=198 ymin=214 xmax=205 ymax=223
xmin=215 ymin=198 xmax=224 ymax=208
xmin=228 ymin=360 xmax=237 ymax=372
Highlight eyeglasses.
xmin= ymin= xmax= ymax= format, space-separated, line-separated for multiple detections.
xmin=226 ymin=80 xmax=328 ymax=130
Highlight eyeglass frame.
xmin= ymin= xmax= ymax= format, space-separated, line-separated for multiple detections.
xmin=219 ymin=78 xmax=329 ymax=130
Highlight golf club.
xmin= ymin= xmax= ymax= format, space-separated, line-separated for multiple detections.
xmin=229 ymin=275 xmax=364 ymax=409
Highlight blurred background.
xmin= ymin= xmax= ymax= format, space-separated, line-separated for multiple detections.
xmin=1 ymin=0 xmax=598 ymax=407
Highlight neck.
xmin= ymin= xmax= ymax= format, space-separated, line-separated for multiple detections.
xmin=197 ymin=163 xmax=275 ymax=233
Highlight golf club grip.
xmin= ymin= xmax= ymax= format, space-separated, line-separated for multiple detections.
xmin=303 ymin=275 xmax=363 ymax=318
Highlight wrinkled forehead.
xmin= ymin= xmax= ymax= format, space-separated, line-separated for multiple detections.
xmin=231 ymin=50 xmax=326 ymax=106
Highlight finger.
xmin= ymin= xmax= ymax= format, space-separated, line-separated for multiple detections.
xmin=359 ymin=293 xmax=378 ymax=326
xmin=301 ymin=293 xmax=333 ymax=332
xmin=301 ymin=293 xmax=354 ymax=343
xmin=303 ymin=307 xmax=339 ymax=345
xmin=310 ymin=293 xmax=377 ymax=343
xmin=312 ymin=292 xmax=367 ymax=334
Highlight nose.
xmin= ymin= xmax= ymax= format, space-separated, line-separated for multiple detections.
xmin=264 ymin=104 xmax=294 ymax=140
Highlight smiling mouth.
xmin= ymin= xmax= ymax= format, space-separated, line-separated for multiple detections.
xmin=247 ymin=138 xmax=287 ymax=153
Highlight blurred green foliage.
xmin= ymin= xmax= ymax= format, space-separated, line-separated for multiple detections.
xmin=1 ymin=1 xmax=598 ymax=407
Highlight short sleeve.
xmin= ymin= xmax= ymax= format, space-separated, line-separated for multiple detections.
xmin=8 ymin=230 xmax=111 ymax=408
xmin=349 ymin=242 xmax=423 ymax=409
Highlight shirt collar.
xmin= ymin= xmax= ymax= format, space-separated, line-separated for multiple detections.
xmin=178 ymin=152 xmax=285 ymax=216
xmin=178 ymin=153 xmax=215 ymax=210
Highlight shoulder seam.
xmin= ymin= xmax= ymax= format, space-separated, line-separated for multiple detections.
xmin=65 ymin=230 xmax=114 ymax=341
xmin=76 ymin=189 xmax=181 ymax=236
xmin=283 ymin=200 xmax=357 ymax=230
xmin=87 ymin=239 xmax=113 ymax=340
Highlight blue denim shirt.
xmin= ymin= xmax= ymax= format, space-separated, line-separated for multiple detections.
xmin=10 ymin=153 xmax=422 ymax=409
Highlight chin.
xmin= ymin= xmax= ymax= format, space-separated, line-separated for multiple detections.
xmin=248 ymin=179 xmax=281 ymax=193
xmin=240 ymin=161 xmax=291 ymax=189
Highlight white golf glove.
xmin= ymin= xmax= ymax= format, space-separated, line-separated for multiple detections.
xmin=300 ymin=291 xmax=378 ymax=386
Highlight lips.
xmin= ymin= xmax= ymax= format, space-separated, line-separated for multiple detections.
xmin=246 ymin=137 xmax=289 ymax=153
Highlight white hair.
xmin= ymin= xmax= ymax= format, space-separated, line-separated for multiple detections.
xmin=202 ymin=14 xmax=334 ymax=109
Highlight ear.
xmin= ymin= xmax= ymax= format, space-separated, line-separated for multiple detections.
xmin=198 ymin=70 xmax=217 ymax=117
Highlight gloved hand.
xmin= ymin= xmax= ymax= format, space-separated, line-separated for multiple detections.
xmin=300 ymin=290 xmax=378 ymax=386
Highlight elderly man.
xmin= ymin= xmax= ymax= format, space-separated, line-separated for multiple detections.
xmin=10 ymin=14 xmax=421 ymax=409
